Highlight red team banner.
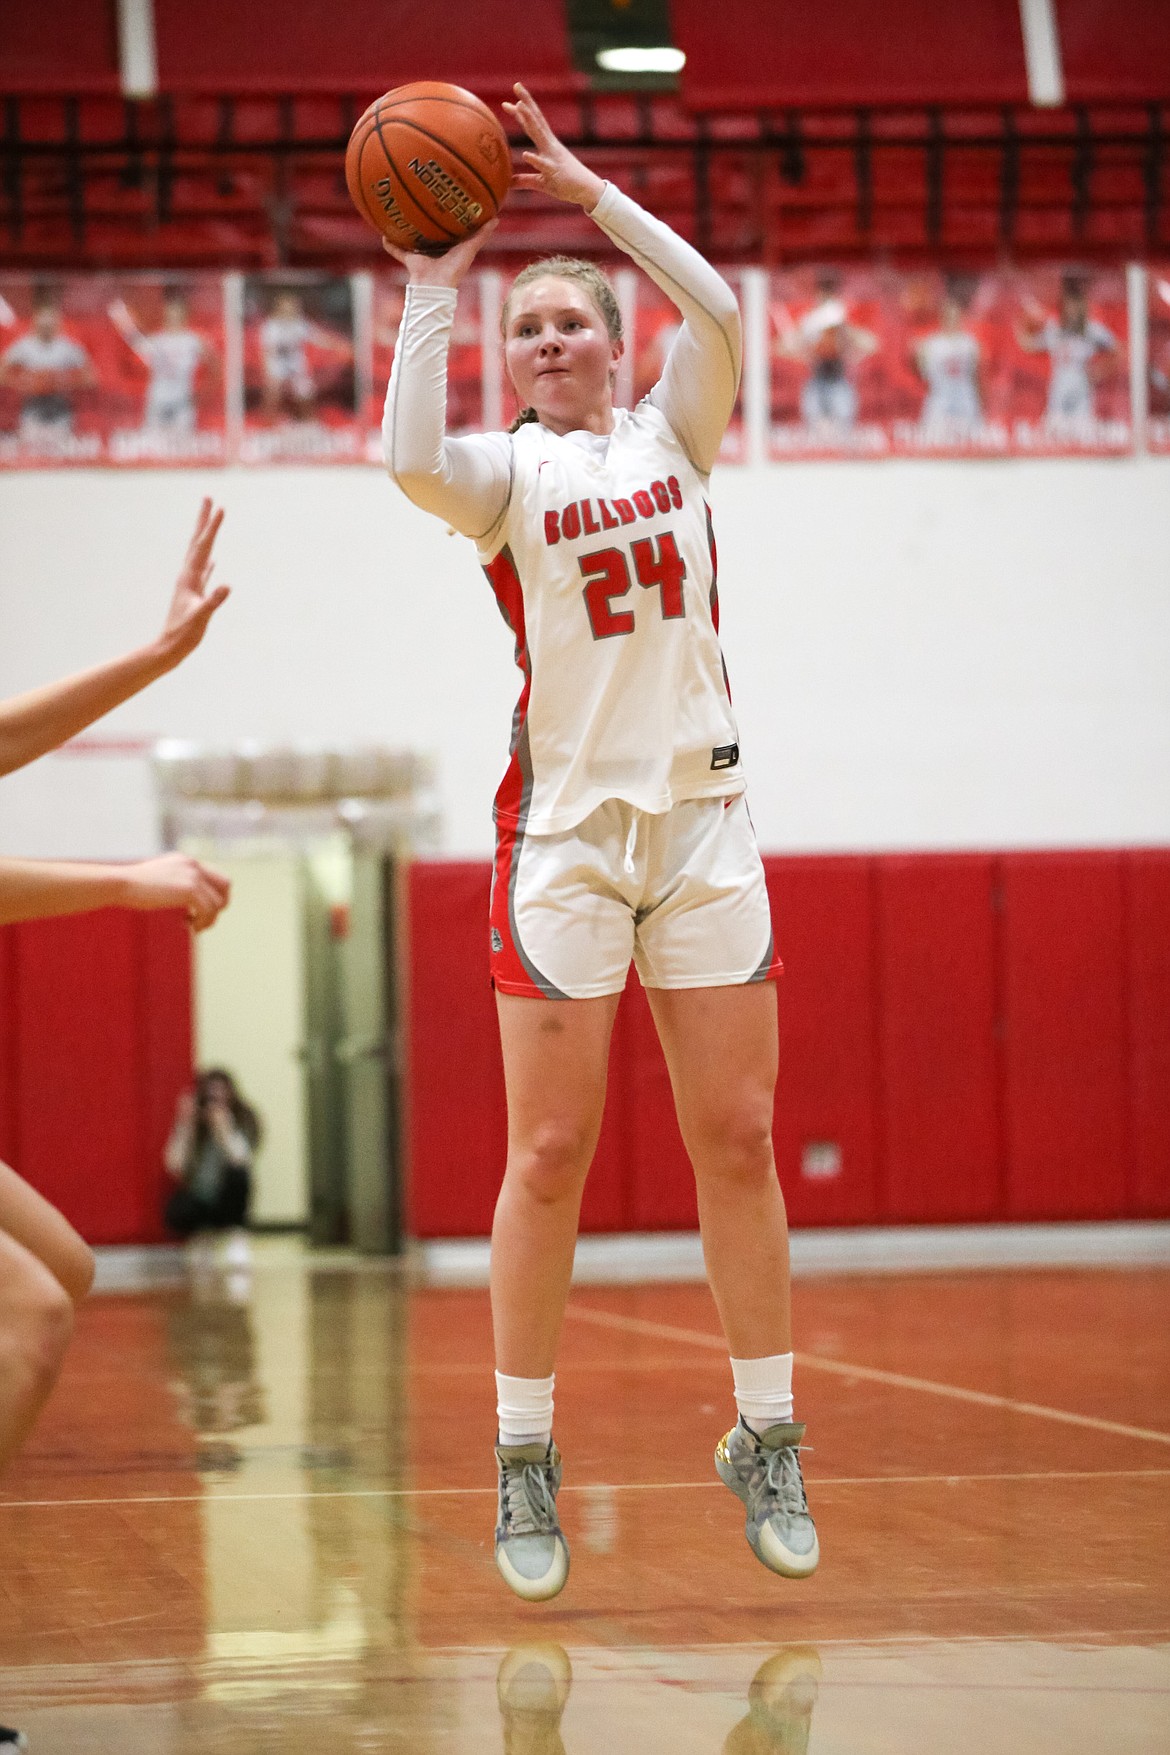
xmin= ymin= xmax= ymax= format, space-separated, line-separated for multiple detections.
xmin=768 ymin=264 xmax=1131 ymax=460
xmin=1149 ymin=267 xmax=1170 ymax=456
xmin=240 ymin=273 xmax=362 ymax=464
xmin=0 ymin=274 xmax=226 ymax=467
xmin=0 ymin=264 xmax=1158 ymax=468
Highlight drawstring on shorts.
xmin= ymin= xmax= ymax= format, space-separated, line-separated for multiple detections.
xmin=622 ymin=815 xmax=638 ymax=879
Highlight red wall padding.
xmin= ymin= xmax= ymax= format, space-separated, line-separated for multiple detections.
xmin=770 ymin=858 xmax=880 ymax=1227
xmin=875 ymin=856 xmax=1001 ymax=1222
xmin=406 ymin=862 xmax=507 ymax=1238
xmin=0 ymin=911 xmax=192 ymax=1244
xmin=674 ymin=0 xmax=1028 ymax=111
xmin=1000 ymin=853 xmax=1129 ymax=1219
xmin=406 ymin=849 xmax=1170 ymax=1237
xmin=1126 ymin=851 xmax=1170 ymax=1216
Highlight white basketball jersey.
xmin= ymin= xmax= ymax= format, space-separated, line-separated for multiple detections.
xmin=479 ymin=402 xmax=743 ymax=835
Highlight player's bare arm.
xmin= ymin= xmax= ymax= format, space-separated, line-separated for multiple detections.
xmin=0 ymin=852 xmax=230 ymax=932
xmin=0 ymin=498 xmax=230 ymax=779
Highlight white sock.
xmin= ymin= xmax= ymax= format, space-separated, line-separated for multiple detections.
xmin=731 ymin=1352 xmax=794 ymax=1433
xmin=495 ymin=1371 xmax=555 ymax=1448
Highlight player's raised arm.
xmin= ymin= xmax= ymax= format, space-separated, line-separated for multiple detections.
xmin=0 ymin=499 xmax=230 ymax=779
xmin=506 ymin=82 xmax=742 ymax=475
xmin=380 ymin=222 xmax=514 ymax=540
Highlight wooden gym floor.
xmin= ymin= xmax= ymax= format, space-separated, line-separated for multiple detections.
xmin=0 ymin=1244 xmax=1167 ymax=1752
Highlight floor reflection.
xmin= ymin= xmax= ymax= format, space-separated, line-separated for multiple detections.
xmin=0 ymin=1244 xmax=1167 ymax=1752
xmin=497 ymin=1644 xmax=573 ymax=1755
xmin=724 ymin=1649 xmax=821 ymax=1755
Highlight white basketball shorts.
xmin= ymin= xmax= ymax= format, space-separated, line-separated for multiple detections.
xmin=489 ymin=793 xmax=781 ymax=1000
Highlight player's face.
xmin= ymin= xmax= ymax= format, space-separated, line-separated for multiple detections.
xmin=164 ymin=299 xmax=188 ymax=329
xmin=505 ymin=278 xmax=622 ymax=432
xmin=33 ymin=307 xmax=59 ymax=340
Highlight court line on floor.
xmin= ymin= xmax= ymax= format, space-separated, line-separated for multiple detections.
xmin=2 ymin=1467 xmax=1168 ymax=1510
xmin=562 ymin=1304 xmax=1170 ymax=1445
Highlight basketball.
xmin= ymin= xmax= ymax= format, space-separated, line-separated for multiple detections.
xmin=345 ymin=81 xmax=511 ymax=254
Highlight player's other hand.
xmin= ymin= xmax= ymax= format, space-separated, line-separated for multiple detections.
xmin=158 ymin=499 xmax=231 ymax=667
xmin=504 ymin=83 xmax=605 ymax=212
xmin=121 ymin=853 xmax=231 ymax=931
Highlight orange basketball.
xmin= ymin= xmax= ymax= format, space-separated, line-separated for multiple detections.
xmin=346 ymin=81 xmax=511 ymax=255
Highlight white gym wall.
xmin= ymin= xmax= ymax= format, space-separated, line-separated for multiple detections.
xmin=1 ymin=453 xmax=1168 ymax=859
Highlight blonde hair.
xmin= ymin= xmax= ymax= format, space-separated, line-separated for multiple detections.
xmin=503 ymin=257 xmax=623 ymax=432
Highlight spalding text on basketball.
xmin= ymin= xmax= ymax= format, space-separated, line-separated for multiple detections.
xmin=407 ymin=158 xmax=484 ymax=230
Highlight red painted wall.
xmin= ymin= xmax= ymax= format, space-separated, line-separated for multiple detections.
xmin=3 ymin=855 xmax=1167 ymax=1245
xmin=405 ymin=850 xmax=1170 ymax=1237
xmin=0 ymin=911 xmax=192 ymax=1244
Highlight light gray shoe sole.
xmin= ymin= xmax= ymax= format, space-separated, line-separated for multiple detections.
xmin=715 ymin=1443 xmax=820 ymax=1579
xmin=495 ymin=1534 xmax=570 ymax=1602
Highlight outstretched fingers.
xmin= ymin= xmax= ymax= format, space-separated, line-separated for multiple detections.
xmin=504 ymin=82 xmax=555 ymax=152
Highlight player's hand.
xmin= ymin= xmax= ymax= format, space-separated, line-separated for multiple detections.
xmin=381 ymin=217 xmax=498 ymax=288
xmin=504 ymin=83 xmax=605 ymax=211
xmin=158 ymin=499 xmax=231 ymax=667
xmin=121 ymin=853 xmax=231 ymax=931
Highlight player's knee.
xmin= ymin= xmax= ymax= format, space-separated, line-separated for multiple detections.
xmin=56 ymin=1235 xmax=96 ymax=1305
xmin=3 ymin=1266 xmax=75 ymax=1392
xmin=510 ymin=1120 xmax=595 ymax=1204
xmin=691 ymin=1101 xmax=775 ymax=1184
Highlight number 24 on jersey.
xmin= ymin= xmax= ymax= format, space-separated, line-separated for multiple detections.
xmin=579 ymin=532 xmax=686 ymax=641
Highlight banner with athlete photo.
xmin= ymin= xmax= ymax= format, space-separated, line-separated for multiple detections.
xmin=0 ymin=275 xmax=225 ymax=467
xmin=767 ymin=265 xmax=1131 ymax=459
xmin=240 ymin=273 xmax=361 ymax=464
xmin=991 ymin=265 xmax=1130 ymax=454
xmin=1148 ymin=267 xmax=1170 ymax=454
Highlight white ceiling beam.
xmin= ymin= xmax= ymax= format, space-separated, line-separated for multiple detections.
xmin=117 ymin=0 xmax=158 ymax=101
xmin=1018 ymin=0 xmax=1066 ymax=107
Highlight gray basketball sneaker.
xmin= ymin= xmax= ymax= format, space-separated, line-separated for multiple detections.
xmin=715 ymin=1418 xmax=820 ymax=1578
xmin=494 ymin=1439 xmax=570 ymax=1601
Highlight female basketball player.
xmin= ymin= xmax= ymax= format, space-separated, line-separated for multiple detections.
xmin=382 ymin=85 xmax=818 ymax=1601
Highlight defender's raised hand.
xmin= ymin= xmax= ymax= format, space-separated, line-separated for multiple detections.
xmin=158 ymin=498 xmax=231 ymax=668
xmin=504 ymin=83 xmax=605 ymax=211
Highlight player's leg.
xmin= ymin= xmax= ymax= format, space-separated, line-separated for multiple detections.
xmin=492 ymin=991 xmax=619 ymax=1376
xmin=489 ymin=990 xmax=619 ymax=1601
xmin=0 ymin=1160 xmax=95 ymax=1307
xmin=636 ymin=798 xmax=817 ymax=1577
xmin=647 ymin=981 xmax=818 ymax=1579
xmin=0 ymin=1227 xmax=77 ymax=1473
xmin=645 ymin=981 xmax=789 ymax=1357
xmin=0 ymin=1163 xmax=94 ymax=1472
